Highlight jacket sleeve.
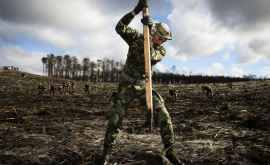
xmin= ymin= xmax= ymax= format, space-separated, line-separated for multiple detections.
xmin=151 ymin=46 xmax=166 ymax=64
xmin=115 ymin=12 xmax=141 ymax=45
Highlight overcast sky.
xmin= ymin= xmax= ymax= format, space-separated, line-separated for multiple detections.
xmin=0 ymin=0 xmax=270 ymax=78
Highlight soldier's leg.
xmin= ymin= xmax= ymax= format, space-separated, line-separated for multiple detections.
xmin=102 ymin=85 xmax=133 ymax=163
xmin=152 ymin=91 xmax=174 ymax=149
xmin=103 ymin=96 xmax=127 ymax=157
xmin=153 ymin=91 xmax=184 ymax=165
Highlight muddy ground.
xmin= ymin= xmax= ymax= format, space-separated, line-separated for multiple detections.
xmin=0 ymin=71 xmax=269 ymax=165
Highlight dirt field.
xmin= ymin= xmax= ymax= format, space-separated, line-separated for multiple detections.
xmin=0 ymin=71 xmax=270 ymax=165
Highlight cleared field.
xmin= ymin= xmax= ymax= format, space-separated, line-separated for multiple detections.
xmin=0 ymin=71 xmax=269 ymax=165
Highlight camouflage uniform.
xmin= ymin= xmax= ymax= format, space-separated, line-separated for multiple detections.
xmin=102 ymin=11 xmax=176 ymax=161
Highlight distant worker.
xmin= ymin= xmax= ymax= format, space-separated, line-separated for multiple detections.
xmin=55 ymin=84 xmax=63 ymax=95
xmin=37 ymin=83 xmax=46 ymax=95
xmin=49 ymin=84 xmax=55 ymax=96
xmin=169 ymin=88 xmax=179 ymax=102
xmin=69 ymin=81 xmax=75 ymax=94
xmin=84 ymin=83 xmax=90 ymax=95
xmin=62 ymin=82 xmax=68 ymax=95
xmin=201 ymin=85 xmax=213 ymax=98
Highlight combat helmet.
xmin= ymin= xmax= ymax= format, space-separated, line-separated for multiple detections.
xmin=151 ymin=22 xmax=172 ymax=40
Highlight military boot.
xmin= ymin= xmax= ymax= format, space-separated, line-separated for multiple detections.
xmin=165 ymin=149 xmax=185 ymax=165
xmin=100 ymin=154 xmax=110 ymax=165
xmin=93 ymin=153 xmax=110 ymax=165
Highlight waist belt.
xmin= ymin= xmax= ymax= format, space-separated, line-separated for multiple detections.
xmin=120 ymin=72 xmax=145 ymax=86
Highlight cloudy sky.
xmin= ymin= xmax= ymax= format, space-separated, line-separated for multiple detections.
xmin=0 ymin=0 xmax=270 ymax=78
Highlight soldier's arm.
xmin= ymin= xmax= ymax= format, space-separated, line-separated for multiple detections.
xmin=115 ymin=12 xmax=142 ymax=45
xmin=151 ymin=46 xmax=166 ymax=64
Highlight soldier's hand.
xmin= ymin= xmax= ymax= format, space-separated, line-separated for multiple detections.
xmin=141 ymin=16 xmax=153 ymax=26
xmin=134 ymin=0 xmax=148 ymax=14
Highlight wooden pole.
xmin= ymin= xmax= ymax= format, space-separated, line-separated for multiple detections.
xmin=142 ymin=3 xmax=153 ymax=133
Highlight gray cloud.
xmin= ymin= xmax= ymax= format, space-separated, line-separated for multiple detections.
xmin=0 ymin=0 xmax=172 ymax=58
xmin=90 ymin=0 xmax=172 ymax=18
xmin=0 ymin=0 xmax=69 ymax=27
xmin=249 ymin=38 xmax=270 ymax=57
xmin=0 ymin=0 xmax=171 ymax=27
xmin=213 ymin=0 xmax=270 ymax=63
xmin=168 ymin=0 xmax=234 ymax=58
xmin=0 ymin=0 xmax=38 ymax=24
xmin=168 ymin=0 xmax=270 ymax=66
xmin=206 ymin=0 xmax=270 ymax=30
xmin=0 ymin=0 xmax=269 ymax=77
xmin=0 ymin=0 xmax=108 ymax=32
xmin=0 ymin=0 xmax=131 ymax=73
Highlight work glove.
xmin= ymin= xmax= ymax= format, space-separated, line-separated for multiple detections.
xmin=134 ymin=0 xmax=148 ymax=14
xmin=141 ymin=16 xmax=154 ymax=27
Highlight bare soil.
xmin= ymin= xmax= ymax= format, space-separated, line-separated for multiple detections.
xmin=0 ymin=71 xmax=269 ymax=165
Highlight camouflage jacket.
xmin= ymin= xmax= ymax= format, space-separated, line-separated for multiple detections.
xmin=116 ymin=12 xmax=166 ymax=84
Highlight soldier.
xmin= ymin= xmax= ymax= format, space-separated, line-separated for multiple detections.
xmin=227 ymin=82 xmax=233 ymax=89
xmin=70 ymin=82 xmax=75 ymax=92
xmin=21 ymin=73 xmax=26 ymax=78
xmin=62 ymin=82 xmax=68 ymax=95
xmin=55 ymin=84 xmax=63 ymax=95
xmin=68 ymin=81 xmax=75 ymax=94
xmin=84 ymin=83 xmax=90 ymax=95
xmin=201 ymin=85 xmax=213 ymax=98
xmin=99 ymin=1 xmax=184 ymax=165
xmin=49 ymin=84 xmax=55 ymax=96
xmin=169 ymin=89 xmax=179 ymax=102
xmin=37 ymin=83 xmax=46 ymax=95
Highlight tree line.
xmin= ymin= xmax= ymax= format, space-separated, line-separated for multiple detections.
xmin=41 ymin=54 xmax=124 ymax=82
xmin=41 ymin=54 xmax=259 ymax=84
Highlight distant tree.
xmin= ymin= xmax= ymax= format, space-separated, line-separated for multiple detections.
xmin=97 ymin=59 xmax=103 ymax=82
xmin=63 ymin=54 xmax=71 ymax=79
xmin=71 ymin=56 xmax=78 ymax=79
xmin=102 ymin=59 xmax=106 ymax=82
xmin=110 ymin=60 xmax=115 ymax=82
xmin=41 ymin=57 xmax=48 ymax=74
xmin=90 ymin=61 xmax=97 ymax=82
xmin=45 ymin=54 xmax=56 ymax=88
xmin=116 ymin=62 xmax=124 ymax=82
xmin=47 ymin=54 xmax=56 ymax=78
xmin=115 ymin=62 xmax=120 ymax=82
xmin=103 ymin=58 xmax=111 ymax=82
xmin=243 ymin=74 xmax=257 ymax=80
xmin=56 ymin=55 xmax=63 ymax=78
xmin=76 ymin=63 xmax=82 ymax=80
xmin=82 ymin=58 xmax=90 ymax=81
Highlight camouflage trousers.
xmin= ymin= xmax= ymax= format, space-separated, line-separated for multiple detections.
xmin=102 ymin=83 xmax=176 ymax=157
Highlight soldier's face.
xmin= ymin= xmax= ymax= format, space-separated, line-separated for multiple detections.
xmin=152 ymin=35 xmax=167 ymax=45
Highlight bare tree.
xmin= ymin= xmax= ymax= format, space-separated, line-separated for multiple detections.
xmin=76 ymin=63 xmax=82 ymax=80
xmin=41 ymin=54 xmax=127 ymax=82
xmin=71 ymin=56 xmax=79 ymax=79
xmin=82 ymin=58 xmax=90 ymax=81
xmin=56 ymin=56 xmax=63 ymax=78
xmin=47 ymin=54 xmax=56 ymax=78
xmin=90 ymin=61 xmax=97 ymax=82
xmin=46 ymin=54 xmax=56 ymax=88
xmin=41 ymin=57 xmax=48 ymax=74
xmin=63 ymin=54 xmax=71 ymax=79
xmin=102 ymin=59 xmax=106 ymax=82
xmin=97 ymin=59 xmax=103 ymax=82
xmin=110 ymin=59 xmax=115 ymax=82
